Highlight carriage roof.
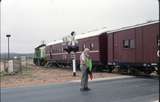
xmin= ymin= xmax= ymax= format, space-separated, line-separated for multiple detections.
xmin=46 ymin=20 xmax=159 ymax=46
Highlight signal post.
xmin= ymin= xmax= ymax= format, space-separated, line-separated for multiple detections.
xmin=62 ymin=31 xmax=79 ymax=76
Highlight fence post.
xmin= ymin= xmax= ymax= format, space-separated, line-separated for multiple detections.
xmin=0 ymin=61 xmax=5 ymax=72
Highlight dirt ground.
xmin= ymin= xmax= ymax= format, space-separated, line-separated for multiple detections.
xmin=0 ymin=64 xmax=121 ymax=88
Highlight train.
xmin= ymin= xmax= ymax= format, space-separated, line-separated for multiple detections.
xmin=34 ymin=20 xmax=160 ymax=75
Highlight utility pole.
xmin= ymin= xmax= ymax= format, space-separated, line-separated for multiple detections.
xmin=158 ymin=1 xmax=160 ymax=101
xmin=6 ymin=34 xmax=11 ymax=60
xmin=158 ymin=0 xmax=160 ymax=74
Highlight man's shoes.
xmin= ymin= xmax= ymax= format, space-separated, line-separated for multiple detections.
xmin=80 ymin=87 xmax=91 ymax=91
xmin=84 ymin=87 xmax=91 ymax=91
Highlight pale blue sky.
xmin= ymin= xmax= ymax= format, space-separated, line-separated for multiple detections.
xmin=1 ymin=0 xmax=159 ymax=53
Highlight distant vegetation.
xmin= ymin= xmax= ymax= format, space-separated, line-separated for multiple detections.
xmin=1 ymin=53 xmax=34 ymax=59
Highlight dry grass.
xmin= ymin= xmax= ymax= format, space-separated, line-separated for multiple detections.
xmin=1 ymin=64 xmax=121 ymax=88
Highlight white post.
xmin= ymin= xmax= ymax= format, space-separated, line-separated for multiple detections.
xmin=8 ymin=60 xmax=13 ymax=73
xmin=72 ymin=53 xmax=76 ymax=76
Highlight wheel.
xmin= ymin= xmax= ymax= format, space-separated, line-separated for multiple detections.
xmin=144 ymin=70 xmax=152 ymax=75
xmin=156 ymin=69 xmax=160 ymax=75
xmin=127 ymin=68 xmax=132 ymax=74
xmin=107 ymin=66 xmax=113 ymax=73
xmin=112 ymin=66 xmax=120 ymax=73
xmin=107 ymin=68 xmax=113 ymax=73
xmin=127 ymin=68 xmax=138 ymax=75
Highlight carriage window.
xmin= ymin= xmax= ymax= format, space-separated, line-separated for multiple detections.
xmin=130 ymin=40 xmax=135 ymax=48
xmin=83 ymin=44 xmax=86 ymax=50
xmin=52 ymin=49 xmax=54 ymax=53
xmin=62 ymin=48 xmax=63 ymax=53
xmin=84 ymin=44 xmax=86 ymax=48
xmin=123 ymin=40 xmax=130 ymax=48
xmin=55 ymin=48 xmax=57 ymax=53
xmin=123 ymin=39 xmax=135 ymax=48
xmin=90 ymin=43 xmax=94 ymax=50
xmin=59 ymin=48 xmax=60 ymax=53
xmin=52 ymin=47 xmax=54 ymax=53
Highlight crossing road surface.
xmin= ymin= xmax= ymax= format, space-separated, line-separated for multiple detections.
xmin=1 ymin=76 xmax=159 ymax=102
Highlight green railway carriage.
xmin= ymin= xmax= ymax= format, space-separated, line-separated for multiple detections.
xmin=33 ymin=44 xmax=47 ymax=66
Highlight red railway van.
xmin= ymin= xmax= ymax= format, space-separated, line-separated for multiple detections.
xmin=45 ymin=29 xmax=108 ymax=69
xmin=107 ymin=21 xmax=159 ymax=73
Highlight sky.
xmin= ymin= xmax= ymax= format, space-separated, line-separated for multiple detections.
xmin=1 ymin=0 xmax=159 ymax=53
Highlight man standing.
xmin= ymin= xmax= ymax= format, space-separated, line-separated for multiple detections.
xmin=80 ymin=48 xmax=91 ymax=91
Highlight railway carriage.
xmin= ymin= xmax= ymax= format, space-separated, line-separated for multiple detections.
xmin=107 ymin=21 xmax=159 ymax=74
xmin=34 ymin=20 xmax=159 ymax=74
xmin=45 ymin=29 xmax=109 ymax=70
